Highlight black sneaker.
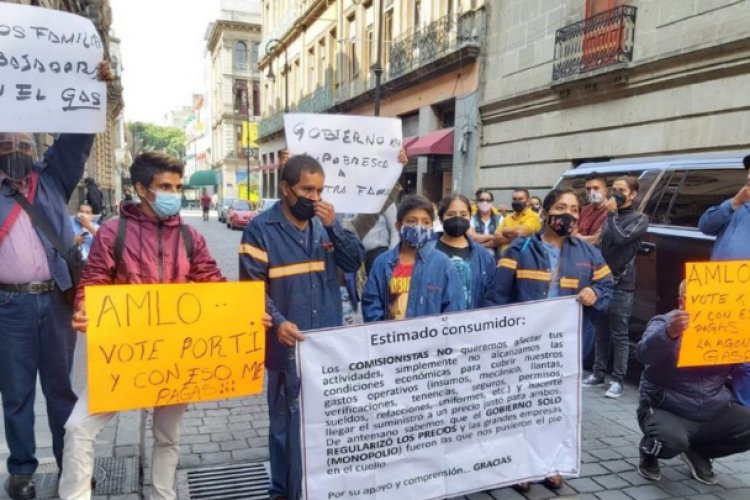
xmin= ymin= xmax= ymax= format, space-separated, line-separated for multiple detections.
xmin=681 ymin=449 xmax=718 ymax=485
xmin=4 ymin=475 xmax=35 ymax=500
xmin=638 ymin=453 xmax=661 ymax=481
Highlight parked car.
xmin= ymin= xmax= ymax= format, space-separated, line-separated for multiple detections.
xmin=227 ymin=199 xmax=256 ymax=230
xmin=217 ymin=198 xmax=235 ymax=223
xmin=554 ymin=152 xmax=746 ymax=359
xmin=258 ymin=198 xmax=279 ymax=213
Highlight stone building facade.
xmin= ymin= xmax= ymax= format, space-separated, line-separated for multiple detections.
xmin=258 ymin=0 xmax=487 ymax=201
xmin=205 ymin=1 xmax=263 ymax=202
xmin=478 ymin=0 xmax=750 ymax=203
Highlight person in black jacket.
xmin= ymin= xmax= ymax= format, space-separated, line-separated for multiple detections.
xmin=84 ymin=177 xmax=103 ymax=218
xmin=583 ymin=175 xmax=648 ymax=399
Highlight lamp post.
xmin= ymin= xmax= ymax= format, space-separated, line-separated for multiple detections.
xmin=372 ymin=0 xmax=385 ymax=116
xmin=234 ymin=82 xmax=252 ymax=201
xmin=265 ymin=38 xmax=289 ymax=113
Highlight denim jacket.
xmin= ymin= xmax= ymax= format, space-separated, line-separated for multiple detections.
xmin=0 ymin=134 xmax=94 ymax=291
xmin=362 ymin=244 xmax=466 ymax=322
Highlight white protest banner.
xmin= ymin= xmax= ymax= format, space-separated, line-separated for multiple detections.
xmin=284 ymin=113 xmax=402 ymax=214
xmin=0 ymin=3 xmax=106 ymax=133
xmin=298 ymin=297 xmax=581 ymax=500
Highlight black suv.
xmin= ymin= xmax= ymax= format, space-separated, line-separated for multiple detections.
xmin=554 ymin=152 xmax=747 ymax=352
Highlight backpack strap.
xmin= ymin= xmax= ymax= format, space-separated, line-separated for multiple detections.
xmin=113 ymin=216 xmax=128 ymax=280
xmin=180 ymin=224 xmax=194 ymax=261
xmin=112 ymin=219 xmax=194 ymax=281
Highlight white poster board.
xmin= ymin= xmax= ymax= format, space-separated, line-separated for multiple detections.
xmin=0 ymin=3 xmax=106 ymax=132
xmin=298 ymin=298 xmax=582 ymax=500
xmin=284 ymin=113 xmax=403 ymax=214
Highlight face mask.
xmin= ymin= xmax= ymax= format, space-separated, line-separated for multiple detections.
xmin=289 ymin=194 xmax=316 ymax=221
xmin=612 ymin=190 xmax=627 ymax=208
xmin=148 ymin=189 xmax=182 ymax=219
xmin=0 ymin=152 xmax=34 ymax=181
xmin=400 ymin=225 xmax=433 ymax=249
xmin=443 ymin=216 xmax=470 ymax=237
xmin=531 ymin=205 xmax=541 ymax=213
xmin=511 ymin=200 xmax=526 ymax=213
xmin=587 ymin=191 xmax=603 ymax=205
xmin=547 ymin=213 xmax=578 ymax=237
xmin=477 ymin=201 xmax=492 ymax=214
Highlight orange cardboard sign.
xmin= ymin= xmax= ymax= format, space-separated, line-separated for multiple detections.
xmin=678 ymin=261 xmax=750 ymax=367
xmin=86 ymin=282 xmax=265 ymax=413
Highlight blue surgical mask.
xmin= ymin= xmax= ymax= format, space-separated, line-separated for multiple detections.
xmin=148 ymin=189 xmax=181 ymax=219
xmin=400 ymin=225 xmax=433 ymax=249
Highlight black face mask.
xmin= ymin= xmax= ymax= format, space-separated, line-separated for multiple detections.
xmin=289 ymin=194 xmax=316 ymax=221
xmin=612 ymin=190 xmax=627 ymax=209
xmin=511 ymin=201 xmax=526 ymax=213
xmin=443 ymin=216 xmax=470 ymax=237
xmin=0 ymin=152 xmax=33 ymax=181
xmin=547 ymin=213 xmax=578 ymax=237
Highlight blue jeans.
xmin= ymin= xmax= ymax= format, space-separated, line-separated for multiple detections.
xmin=581 ymin=312 xmax=597 ymax=370
xmin=593 ymin=290 xmax=633 ymax=383
xmin=267 ymin=359 xmax=302 ymax=500
xmin=0 ymin=289 xmax=77 ymax=474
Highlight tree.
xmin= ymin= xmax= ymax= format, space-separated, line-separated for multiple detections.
xmin=126 ymin=122 xmax=186 ymax=160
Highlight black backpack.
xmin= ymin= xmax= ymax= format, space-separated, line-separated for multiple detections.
xmin=112 ymin=217 xmax=193 ymax=280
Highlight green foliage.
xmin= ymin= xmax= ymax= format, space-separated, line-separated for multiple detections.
xmin=126 ymin=122 xmax=186 ymax=160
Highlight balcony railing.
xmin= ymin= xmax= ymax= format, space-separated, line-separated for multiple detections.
xmin=552 ymin=5 xmax=637 ymax=81
xmin=388 ymin=13 xmax=479 ymax=80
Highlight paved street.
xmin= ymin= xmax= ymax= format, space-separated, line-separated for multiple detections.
xmin=3 ymin=209 xmax=750 ymax=499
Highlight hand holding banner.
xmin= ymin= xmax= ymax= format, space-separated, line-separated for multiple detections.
xmin=85 ymin=282 xmax=265 ymax=413
xmin=0 ymin=3 xmax=106 ymax=132
xmin=284 ymin=113 xmax=403 ymax=214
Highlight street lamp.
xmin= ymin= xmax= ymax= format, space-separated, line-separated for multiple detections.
xmin=265 ymin=38 xmax=289 ymax=113
xmin=234 ymin=82 xmax=252 ymax=201
xmin=372 ymin=0 xmax=385 ymax=116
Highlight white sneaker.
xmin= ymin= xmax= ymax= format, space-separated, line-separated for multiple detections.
xmin=604 ymin=382 xmax=624 ymax=399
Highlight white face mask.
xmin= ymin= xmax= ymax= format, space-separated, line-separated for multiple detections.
xmin=587 ymin=191 xmax=604 ymax=205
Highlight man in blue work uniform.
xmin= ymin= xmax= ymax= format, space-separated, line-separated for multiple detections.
xmin=0 ymin=132 xmax=95 ymax=500
xmin=239 ymin=154 xmax=364 ymax=500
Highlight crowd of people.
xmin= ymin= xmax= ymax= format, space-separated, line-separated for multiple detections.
xmin=2 ymin=69 xmax=750 ymax=498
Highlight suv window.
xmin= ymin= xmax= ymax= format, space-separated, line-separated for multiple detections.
xmin=647 ymin=171 xmax=683 ymax=224
xmin=667 ymin=169 xmax=746 ymax=228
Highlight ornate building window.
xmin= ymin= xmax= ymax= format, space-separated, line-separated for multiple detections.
xmin=234 ymin=41 xmax=248 ymax=70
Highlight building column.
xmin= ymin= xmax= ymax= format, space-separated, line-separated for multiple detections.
xmin=453 ymin=91 xmax=479 ymax=198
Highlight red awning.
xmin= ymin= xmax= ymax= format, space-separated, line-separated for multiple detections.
xmin=407 ymin=128 xmax=455 ymax=156
xmin=402 ymin=135 xmax=418 ymax=149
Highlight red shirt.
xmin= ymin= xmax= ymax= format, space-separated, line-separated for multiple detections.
xmin=579 ymin=203 xmax=608 ymax=236
xmin=388 ymin=262 xmax=413 ymax=320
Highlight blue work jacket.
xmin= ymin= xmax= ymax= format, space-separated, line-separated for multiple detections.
xmin=485 ymin=234 xmax=613 ymax=314
xmin=361 ymin=244 xmax=466 ymax=322
xmin=427 ymin=234 xmax=497 ymax=309
xmin=0 ymin=134 xmax=94 ymax=291
xmin=239 ymin=202 xmax=364 ymax=371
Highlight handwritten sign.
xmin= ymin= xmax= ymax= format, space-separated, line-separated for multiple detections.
xmin=678 ymin=261 xmax=750 ymax=367
xmin=0 ymin=3 xmax=106 ymax=132
xmin=85 ymin=282 xmax=266 ymax=413
xmin=284 ymin=113 xmax=403 ymax=214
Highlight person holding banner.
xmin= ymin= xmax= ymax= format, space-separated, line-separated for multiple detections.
xmin=698 ymin=158 xmax=750 ymax=405
xmin=430 ymin=194 xmax=496 ymax=309
xmin=0 ymin=60 xmax=112 ymax=500
xmin=485 ymin=187 xmax=613 ymax=491
xmin=634 ymin=281 xmax=750 ymax=485
xmin=239 ymin=154 xmax=364 ymax=500
xmin=59 ymin=152 xmax=231 ymax=500
xmin=362 ymin=194 xmax=466 ymax=321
